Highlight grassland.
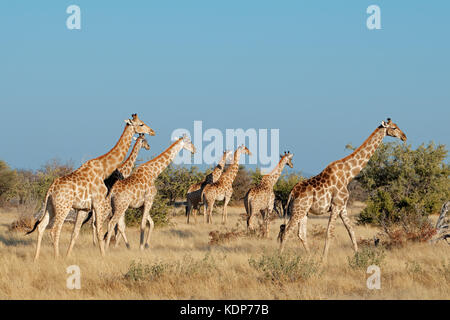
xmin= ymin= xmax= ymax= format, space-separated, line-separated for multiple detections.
xmin=0 ymin=202 xmax=448 ymax=300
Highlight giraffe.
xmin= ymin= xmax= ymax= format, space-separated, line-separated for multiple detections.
xmin=104 ymin=135 xmax=196 ymax=251
xmin=202 ymin=145 xmax=252 ymax=225
xmin=27 ymin=114 xmax=155 ymax=260
xmin=185 ymin=150 xmax=233 ymax=224
xmin=78 ymin=133 xmax=151 ymax=250
xmin=278 ymin=118 xmax=407 ymax=260
xmin=244 ymin=152 xmax=294 ymax=237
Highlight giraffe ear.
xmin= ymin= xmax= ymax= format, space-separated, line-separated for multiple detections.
xmin=381 ymin=121 xmax=388 ymax=128
xmin=125 ymin=119 xmax=132 ymax=125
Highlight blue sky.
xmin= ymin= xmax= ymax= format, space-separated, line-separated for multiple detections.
xmin=0 ymin=1 xmax=449 ymax=175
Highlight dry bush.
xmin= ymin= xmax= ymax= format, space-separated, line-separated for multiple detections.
xmin=209 ymin=228 xmax=246 ymax=246
xmin=249 ymin=250 xmax=321 ymax=283
xmin=379 ymin=216 xmax=437 ymax=249
xmin=347 ymin=247 xmax=386 ymax=270
xmin=124 ymin=254 xmax=217 ymax=282
xmin=9 ymin=213 xmax=35 ymax=233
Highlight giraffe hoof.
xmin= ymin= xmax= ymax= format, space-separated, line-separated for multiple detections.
xmin=126 ymin=244 xmax=131 ymax=250
xmin=145 ymin=244 xmax=150 ymax=250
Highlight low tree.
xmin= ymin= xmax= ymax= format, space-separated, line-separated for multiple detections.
xmin=156 ymin=165 xmax=204 ymax=204
xmin=0 ymin=160 xmax=18 ymax=203
xmin=357 ymin=142 xmax=450 ymax=225
xmin=273 ymin=173 xmax=303 ymax=217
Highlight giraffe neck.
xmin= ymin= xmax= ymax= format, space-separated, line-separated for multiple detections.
xmin=263 ymin=158 xmax=287 ymax=187
xmin=141 ymin=139 xmax=184 ymax=180
xmin=118 ymin=140 xmax=143 ymax=178
xmin=220 ymin=150 xmax=242 ymax=184
xmin=97 ymin=124 xmax=135 ymax=179
xmin=211 ymin=153 xmax=228 ymax=182
xmin=344 ymin=127 xmax=386 ymax=180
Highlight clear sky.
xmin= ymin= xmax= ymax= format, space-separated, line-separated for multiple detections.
xmin=0 ymin=1 xmax=449 ymax=175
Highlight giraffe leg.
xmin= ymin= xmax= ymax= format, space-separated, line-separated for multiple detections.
xmin=144 ymin=210 xmax=155 ymax=250
xmin=91 ymin=212 xmax=98 ymax=246
xmin=279 ymin=197 xmax=310 ymax=254
xmin=115 ymin=216 xmax=130 ymax=249
xmin=246 ymin=200 xmax=254 ymax=231
xmin=93 ymin=199 xmax=110 ymax=257
xmin=33 ymin=211 xmax=50 ymax=262
xmin=222 ymin=195 xmax=231 ymax=225
xmin=297 ymin=215 xmax=309 ymax=253
xmin=66 ymin=210 xmax=89 ymax=258
xmin=264 ymin=208 xmax=273 ymax=238
xmin=105 ymin=206 xmax=126 ymax=250
xmin=50 ymin=205 xmax=72 ymax=259
xmin=113 ymin=221 xmax=121 ymax=248
xmin=205 ymin=198 xmax=215 ymax=224
xmin=340 ymin=207 xmax=358 ymax=253
xmin=140 ymin=203 xmax=153 ymax=251
xmin=323 ymin=206 xmax=340 ymax=260
xmin=186 ymin=200 xmax=192 ymax=224
xmin=279 ymin=217 xmax=296 ymax=253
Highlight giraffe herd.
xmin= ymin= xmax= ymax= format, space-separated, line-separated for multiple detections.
xmin=27 ymin=115 xmax=407 ymax=262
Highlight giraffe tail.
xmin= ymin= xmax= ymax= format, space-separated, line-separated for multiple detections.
xmin=277 ymin=224 xmax=286 ymax=243
xmin=26 ymin=189 xmax=51 ymax=235
xmin=81 ymin=212 xmax=93 ymax=227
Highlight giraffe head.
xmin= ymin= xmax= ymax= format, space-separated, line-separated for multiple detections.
xmin=135 ymin=133 xmax=151 ymax=151
xmin=180 ymin=135 xmax=197 ymax=154
xmin=380 ymin=118 xmax=407 ymax=142
xmin=280 ymin=151 xmax=294 ymax=168
xmin=125 ymin=114 xmax=156 ymax=136
xmin=238 ymin=145 xmax=252 ymax=156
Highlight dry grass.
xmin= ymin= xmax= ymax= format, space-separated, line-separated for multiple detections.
xmin=0 ymin=202 xmax=448 ymax=300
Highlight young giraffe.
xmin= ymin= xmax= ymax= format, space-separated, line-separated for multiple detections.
xmin=278 ymin=119 xmax=407 ymax=260
xmin=78 ymin=133 xmax=151 ymax=250
xmin=27 ymin=114 xmax=155 ymax=260
xmin=185 ymin=150 xmax=233 ymax=224
xmin=104 ymin=135 xmax=196 ymax=251
xmin=202 ymin=145 xmax=252 ymax=225
xmin=244 ymin=152 xmax=294 ymax=237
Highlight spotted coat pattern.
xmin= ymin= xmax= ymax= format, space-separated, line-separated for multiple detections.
xmin=29 ymin=114 xmax=155 ymax=260
xmin=105 ymin=136 xmax=196 ymax=251
xmin=202 ymin=145 xmax=252 ymax=224
xmin=278 ymin=119 xmax=407 ymax=260
xmin=185 ymin=150 xmax=232 ymax=224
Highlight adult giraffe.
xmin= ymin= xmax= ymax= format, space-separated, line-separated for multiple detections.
xmin=104 ymin=135 xmax=196 ymax=251
xmin=202 ymin=145 xmax=252 ymax=225
xmin=185 ymin=150 xmax=233 ymax=224
xmin=27 ymin=114 xmax=155 ymax=260
xmin=245 ymin=151 xmax=294 ymax=237
xmin=70 ymin=133 xmax=151 ymax=253
xmin=278 ymin=119 xmax=407 ymax=260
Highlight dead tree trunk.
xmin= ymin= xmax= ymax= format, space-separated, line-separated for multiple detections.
xmin=431 ymin=201 xmax=449 ymax=244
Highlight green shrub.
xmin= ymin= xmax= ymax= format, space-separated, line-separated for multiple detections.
xmin=357 ymin=142 xmax=449 ymax=225
xmin=249 ymin=251 xmax=320 ymax=283
xmin=347 ymin=247 xmax=386 ymax=270
xmin=124 ymin=254 xmax=217 ymax=282
xmin=125 ymin=194 xmax=170 ymax=228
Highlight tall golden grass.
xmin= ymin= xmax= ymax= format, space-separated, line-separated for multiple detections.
xmin=0 ymin=203 xmax=448 ymax=300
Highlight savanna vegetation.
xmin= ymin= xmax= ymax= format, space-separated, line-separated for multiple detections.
xmin=0 ymin=140 xmax=448 ymax=299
